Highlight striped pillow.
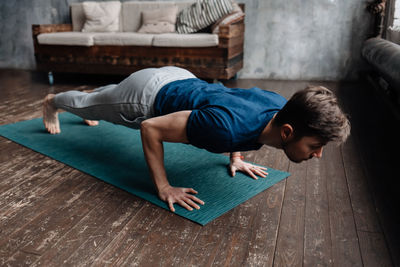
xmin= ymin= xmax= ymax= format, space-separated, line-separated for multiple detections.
xmin=176 ymin=0 xmax=234 ymax=34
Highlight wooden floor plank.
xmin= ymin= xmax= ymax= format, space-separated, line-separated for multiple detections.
xmin=324 ymin=144 xmax=363 ymax=267
xmin=33 ymin=190 xmax=144 ymax=266
xmin=241 ymin=146 xmax=289 ymax=266
xmin=181 ymin=150 xmax=264 ymax=266
xmin=303 ymin=157 xmax=333 ymax=266
xmin=273 ymin=161 xmax=307 ymax=267
xmin=357 ymin=230 xmax=393 ymax=267
xmin=0 ymin=153 xmax=65 ymax=213
xmin=337 ymin=81 xmax=400 ymax=267
xmin=340 ymin=134 xmax=394 ymax=266
xmin=183 ymin=224 xmax=227 ymax=266
xmin=0 ymin=172 xmax=108 ymax=265
xmin=4 ymin=179 xmax=111 ymax=266
xmin=341 ymin=135 xmax=382 ymax=232
xmin=0 ymin=163 xmax=67 ymax=230
xmin=88 ymin=203 xmax=163 ymax=267
xmin=0 ymin=149 xmax=54 ymax=196
xmin=0 ymin=166 xmax=76 ymax=242
xmin=212 ymin=225 xmax=253 ymax=267
xmin=0 ymin=138 xmax=28 ymax=170
xmin=121 ymin=215 xmax=201 ymax=266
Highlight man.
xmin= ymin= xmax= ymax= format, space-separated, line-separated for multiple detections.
xmin=43 ymin=66 xmax=350 ymax=212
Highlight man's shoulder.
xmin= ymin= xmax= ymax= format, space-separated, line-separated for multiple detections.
xmin=252 ymin=88 xmax=287 ymax=106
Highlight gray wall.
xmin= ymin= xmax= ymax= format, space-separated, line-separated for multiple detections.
xmin=0 ymin=0 xmax=374 ymax=80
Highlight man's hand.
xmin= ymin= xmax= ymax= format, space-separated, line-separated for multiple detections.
xmin=230 ymin=157 xmax=268 ymax=179
xmin=158 ymin=185 xmax=204 ymax=212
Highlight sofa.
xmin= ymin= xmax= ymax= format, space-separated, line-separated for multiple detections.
xmin=32 ymin=1 xmax=245 ymax=82
xmin=362 ymin=38 xmax=400 ymax=118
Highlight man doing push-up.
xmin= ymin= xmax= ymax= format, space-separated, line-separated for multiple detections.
xmin=42 ymin=66 xmax=350 ymax=212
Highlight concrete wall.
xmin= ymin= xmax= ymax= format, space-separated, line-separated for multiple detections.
xmin=0 ymin=0 xmax=374 ymax=80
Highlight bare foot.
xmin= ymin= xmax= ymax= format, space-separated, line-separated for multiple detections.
xmin=43 ymin=94 xmax=60 ymax=134
xmin=84 ymin=119 xmax=99 ymax=126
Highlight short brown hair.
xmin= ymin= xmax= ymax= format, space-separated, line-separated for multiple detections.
xmin=273 ymin=86 xmax=350 ymax=143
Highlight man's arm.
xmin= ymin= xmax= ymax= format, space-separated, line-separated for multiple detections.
xmin=140 ymin=110 xmax=204 ymax=212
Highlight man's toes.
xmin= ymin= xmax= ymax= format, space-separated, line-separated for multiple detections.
xmin=49 ymin=126 xmax=56 ymax=134
xmin=53 ymin=125 xmax=60 ymax=134
xmin=84 ymin=120 xmax=99 ymax=126
xmin=46 ymin=124 xmax=60 ymax=134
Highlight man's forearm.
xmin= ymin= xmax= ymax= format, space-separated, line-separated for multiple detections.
xmin=140 ymin=121 xmax=170 ymax=193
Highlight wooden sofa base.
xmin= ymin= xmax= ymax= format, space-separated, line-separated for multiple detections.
xmin=34 ymin=45 xmax=243 ymax=80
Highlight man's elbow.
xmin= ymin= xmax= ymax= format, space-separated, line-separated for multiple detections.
xmin=140 ymin=119 xmax=151 ymax=135
xmin=140 ymin=119 xmax=158 ymax=140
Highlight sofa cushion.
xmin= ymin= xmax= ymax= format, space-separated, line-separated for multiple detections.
xmin=37 ymin=32 xmax=95 ymax=46
xmin=138 ymin=6 xmax=178 ymax=34
xmin=153 ymin=33 xmax=218 ymax=47
xmin=82 ymin=1 xmax=121 ymax=32
xmin=176 ymin=0 xmax=234 ymax=34
xmin=93 ymin=33 xmax=154 ymax=46
xmin=70 ymin=2 xmax=123 ymax=32
xmin=122 ymin=1 xmax=193 ymax=32
xmin=71 ymin=3 xmax=86 ymax=31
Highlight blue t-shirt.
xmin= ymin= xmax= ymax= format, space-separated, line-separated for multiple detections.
xmin=153 ymin=78 xmax=287 ymax=153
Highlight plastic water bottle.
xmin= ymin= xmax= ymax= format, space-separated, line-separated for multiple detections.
xmin=48 ymin=72 xmax=54 ymax=85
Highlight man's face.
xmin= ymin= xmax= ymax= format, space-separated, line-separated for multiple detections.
xmin=282 ymin=136 xmax=325 ymax=163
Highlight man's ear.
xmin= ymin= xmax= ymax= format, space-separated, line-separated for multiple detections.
xmin=280 ymin=124 xmax=294 ymax=141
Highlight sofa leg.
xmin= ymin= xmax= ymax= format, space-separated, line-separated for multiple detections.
xmin=48 ymin=71 xmax=54 ymax=85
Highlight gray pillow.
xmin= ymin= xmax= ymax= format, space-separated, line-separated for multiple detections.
xmin=138 ymin=6 xmax=178 ymax=34
xmin=176 ymin=0 xmax=234 ymax=34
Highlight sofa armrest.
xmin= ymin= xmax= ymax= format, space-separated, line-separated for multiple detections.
xmin=32 ymin=24 xmax=73 ymax=47
xmin=217 ymin=16 xmax=245 ymax=52
xmin=32 ymin=24 xmax=73 ymax=36
xmin=217 ymin=16 xmax=245 ymax=39
xmin=217 ymin=3 xmax=245 ymax=39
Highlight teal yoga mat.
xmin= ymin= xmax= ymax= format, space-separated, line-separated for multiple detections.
xmin=0 ymin=113 xmax=290 ymax=225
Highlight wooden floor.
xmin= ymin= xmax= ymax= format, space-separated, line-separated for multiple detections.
xmin=0 ymin=69 xmax=399 ymax=266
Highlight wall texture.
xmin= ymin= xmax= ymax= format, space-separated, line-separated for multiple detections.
xmin=0 ymin=0 xmax=374 ymax=80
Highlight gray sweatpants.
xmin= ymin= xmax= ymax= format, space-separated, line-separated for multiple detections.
xmin=53 ymin=66 xmax=196 ymax=129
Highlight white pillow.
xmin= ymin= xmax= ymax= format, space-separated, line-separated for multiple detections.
xmin=82 ymin=1 xmax=121 ymax=32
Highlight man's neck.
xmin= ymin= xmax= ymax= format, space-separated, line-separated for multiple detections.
xmin=257 ymin=116 xmax=283 ymax=149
